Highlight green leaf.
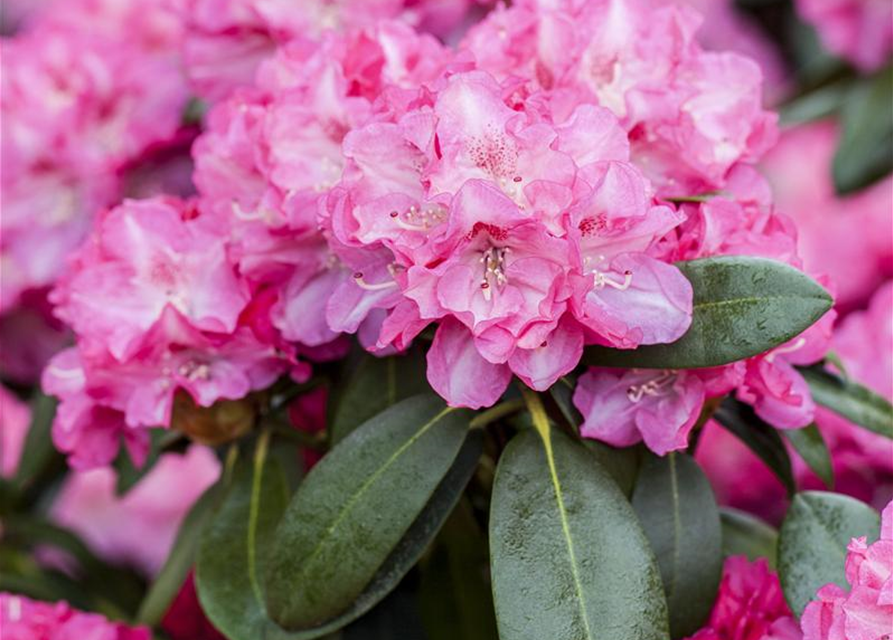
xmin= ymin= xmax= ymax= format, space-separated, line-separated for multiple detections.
xmin=196 ymin=432 xmax=306 ymax=640
xmin=780 ymin=78 xmax=852 ymax=125
xmin=490 ymin=420 xmax=670 ymax=640
xmin=631 ymin=453 xmax=722 ymax=639
xmin=288 ymin=429 xmax=483 ymax=639
xmin=720 ymin=508 xmax=779 ymax=569
xmin=13 ymin=393 xmax=61 ymax=489
xmin=583 ymin=257 xmax=833 ymax=369
xmin=833 ymin=65 xmax=893 ymax=195
xmin=419 ymin=499 xmax=498 ymax=640
xmin=800 ymin=365 xmax=893 ymax=439
xmin=265 ymin=394 xmax=473 ymax=630
xmin=782 ymin=424 xmax=834 ymax=489
xmin=137 ymin=477 xmax=227 ymax=625
xmin=329 ymin=350 xmax=428 ymax=445
xmin=778 ymin=491 xmax=881 ymax=616
xmin=713 ymin=399 xmax=796 ymax=496
xmin=342 ymin=585 xmax=428 ymax=640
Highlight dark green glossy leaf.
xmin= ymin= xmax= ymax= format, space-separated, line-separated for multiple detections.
xmin=800 ymin=365 xmax=893 ymax=439
xmin=780 ymin=78 xmax=852 ymax=125
xmin=632 ymin=453 xmax=722 ymax=638
xmin=329 ymin=350 xmax=428 ymax=444
xmin=419 ymin=499 xmax=498 ymax=640
xmin=782 ymin=424 xmax=834 ymax=489
xmin=778 ymin=491 xmax=880 ymax=616
xmin=490 ymin=427 xmax=670 ymax=640
xmin=583 ymin=257 xmax=833 ymax=369
xmin=196 ymin=433 xmax=303 ymax=640
xmin=720 ymin=508 xmax=778 ymax=569
xmin=137 ymin=478 xmax=226 ymax=625
xmin=714 ymin=399 xmax=796 ymax=496
xmin=833 ymin=65 xmax=893 ymax=194
xmin=265 ymin=394 xmax=473 ymax=630
xmin=284 ymin=430 xmax=483 ymax=639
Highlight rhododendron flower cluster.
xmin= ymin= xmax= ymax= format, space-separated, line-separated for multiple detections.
xmin=685 ymin=556 xmax=802 ymax=640
xmin=801 ymin=500 xmax=893 ymax=640
xmin=41 ymin=0 xmax=823 ymax=465
xmin=0 ymin=593 xmax=150 ymax=640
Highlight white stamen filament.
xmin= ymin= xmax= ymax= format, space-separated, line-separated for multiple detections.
xmin=765 ymin=337 xmax=807 ymax=363
xmin=593 ymin=269 xmax=633 ymax=291
xmin=354 ymin=272 xmax=398 ymax=291
xmin=231 ymin=200 xmax=267 ymax=221
xmin=627 ymin=371 xmax=676 ymax=403
xmin=480 ymin=247 xmax=509 ymax=302
xmin=8 ymin=596 xmax=21 ymax=622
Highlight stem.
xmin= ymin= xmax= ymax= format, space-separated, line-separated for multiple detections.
xmin=520 ymin=387 xmax=551 ymax=441
xmin=469 ymin=398 xmax=525 ymax=429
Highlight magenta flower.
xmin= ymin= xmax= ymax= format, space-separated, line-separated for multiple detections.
xmin=684 ymin=556 xmax=802 ymax=640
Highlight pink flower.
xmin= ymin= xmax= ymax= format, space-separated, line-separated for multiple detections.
xmin=52 ymin=197 xmax=249 ymax=362
xmin=161 ymin=572 xmax=227 ymax=640
xmin=573 ymin=365 xmax=743 ymax=455
xmin=760 ymin=121 xmax=893 ymax=311
xmin=737 ymin=309 xmax=836 ymax=430
xmin=0 ymin=593 xmax=151 ymax=640
xmin=801 ymin=500 xmax=893 ymax=640
xmin=51 ymin=445 xmax=221 ymax=576
xmin=795 ymin=0 xmax=893 ymax=71
xmin=0 ymin=386 xmax=30 ymax=478
xmin=684 ymin=556 xmax=802 ymax=640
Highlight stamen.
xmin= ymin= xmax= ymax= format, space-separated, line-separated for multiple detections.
xmin=231 ymin=200 xmax=266 ymax=221
xmin=178 ymin=362 xmax=211 ymax=381
xmin=389 ymin=205 xmax=447 ymax=232
xmin=593 ymin=269 xmax=633 ymax=291
xmin=627 ymin=371 xmax=676 ymax=403
xmin=353 ymin=272 xmax=398 ymax=291
xmin=46 ymin=365 xmax=84 ymax=380
xmin=480 ymin=247 xmax=510 ymax=301
xmin=765 ymin=337 xmax=807 ymax=363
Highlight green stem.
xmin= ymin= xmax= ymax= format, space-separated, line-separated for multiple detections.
xmin=469 ymin=398 xmax=525 ymax=429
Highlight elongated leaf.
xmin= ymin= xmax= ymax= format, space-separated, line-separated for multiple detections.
xmin=714 ymin=399 xmax=796 ymax=496
xmin=833 ymin=65 xmax=893 ymax=194
xmin=265 ymin=394 xmax=473 ymax=630
xmin=287 ymin=431 xmax=483 ymax=639
xmin=329 ymin=350 xmax=428 ymax=444
xmin=583 ymin=257 xmax=832 ymax=369
xmin=631 ymin=453 xmax=722 ymax=638
xmin=419 ymin=499 xmax=498 ymax=640
xmin=782 ymin=424 xmax=834 ymax=489
xmin=491 ymin=424 xmax=669 ymax=640
xmin=196 ymin=433 xmax=306 ymax=640
xmin=800 ymin=366 xmax=893 ymax=439
xmin=137 ymin=477 xmax=226 ymax=625
xmin=778 ymin=491 xmax=881 ymax=616
xmin=720 ymin=508 xmax=779 ymax=568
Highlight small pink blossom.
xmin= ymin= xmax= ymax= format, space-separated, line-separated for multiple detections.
xmin=51 ymin=445 xmax=221 ymax=576
xmin=574 ymin=360 xmax=744 ymax=455
xmin=801 ymin=501 xmax=893 ymax=640
xmin=684 ymin=556 xmax=802 ymax=640
xmin=0 ymin=593 xmax=151 ymax=640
